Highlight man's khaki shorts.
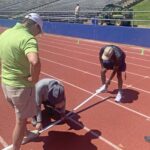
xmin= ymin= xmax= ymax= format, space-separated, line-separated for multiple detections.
xmin=2 ymin=83 xmax=37 ymax=119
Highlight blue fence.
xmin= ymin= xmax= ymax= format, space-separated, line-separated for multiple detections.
xmin=0 ymin=18 xmax=150 ymax=48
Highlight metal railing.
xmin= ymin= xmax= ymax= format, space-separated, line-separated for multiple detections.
xmin=0 ymin=10 xmax=150 ymax=28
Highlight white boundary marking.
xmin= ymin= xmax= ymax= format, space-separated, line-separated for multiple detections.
xmin=0 ymin=136 xmax=8 ymax=148
xmin=40 ymin=40 xmax=150 ymax=61
xmin=43 ymin=33 xmax=150 ymax=51
xmin=41 ymin=72 xmax=150 ymax=119
xmin=69 ymin=117 xmax=122 ymax=150
xmin=1 ymin=33 xmax=149 ymax=150
xmin=39 ymin=91 xmax=101 ymax=133
xmin=40 ymin=41 xmax=150 ymax=70
xmin=41 ymin=49 xmax=149 ymax=78
xmin=2 ymin=144 xmax=12 ymax=150
xmin=40 ymin=35 xmax=150 ymax=58
xmin=40 ymin=57 xmax=150 ymax=94
xmin=2 ymin=90 xmax=121 ymax=150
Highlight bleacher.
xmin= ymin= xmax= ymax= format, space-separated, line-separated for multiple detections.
xmin=0 ymin=0 xmax=22 ymax=9
xmin=36 ymin=0 xmax=122 ymax=22
xmin=0 ymin=0 xmax=143 ymax=22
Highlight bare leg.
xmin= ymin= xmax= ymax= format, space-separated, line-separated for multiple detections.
xmin=117 ymin=71 xmax=123 ymax=92
xmin=12 ymin=116 xmax=27 ymax=150
xmin=101 ymin=68 xmax=107 ymax=85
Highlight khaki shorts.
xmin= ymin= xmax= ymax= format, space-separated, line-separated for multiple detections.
xmin=2 ymin=83 xmax=37 ymax=119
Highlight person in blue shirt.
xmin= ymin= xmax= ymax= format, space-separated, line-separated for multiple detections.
xmin=97 ymin=45 xmax=126 ymax=102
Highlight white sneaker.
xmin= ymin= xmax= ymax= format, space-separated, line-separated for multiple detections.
xmin=115 ymin=92 xmax=122 ymax=103
xmin=2 ymin=145 xmax=13 ymax=150
xmin=96 ymin=84 xmax=107 ymax=94
xmin=31 ymin=117 xmax=37 ymax=126
xmin=22 ymin=130 xmax=39 ymax=144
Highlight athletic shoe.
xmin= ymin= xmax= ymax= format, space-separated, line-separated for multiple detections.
xmin=22 ymin=130 xmax=39 ymax=144
xmin=2 ymin=145 xmax=13 ymax=150
xmin=144 ymin=136 xmax=150 ymax=142
xmin=115 ymin=92 xmax=122 ymax=103
xmin=31 ymin=117 xmax=37 ymax=126
xmin=96 ymin=84 xmax=107 ymax=93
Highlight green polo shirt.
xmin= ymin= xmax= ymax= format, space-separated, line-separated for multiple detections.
xmin=0 ymin=23 xmax=38 ymax=87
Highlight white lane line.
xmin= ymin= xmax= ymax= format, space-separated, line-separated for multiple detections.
xmin=39 ymin=91 xmax=102 ymax=134
xmin=144 ymin=76 xmax=150 ymax=79
xmin=42 ymin=100 xmax=123 ymax=150
xmin=40 ymin=42 xmax=150 ymax=70
xmin=41 ymin=57 xmax=150 ymax=94
xmin=41 ymin=49 xmax=149 ymax=78
xmin=2 ymin=91 xmax=117 ymax=149
xmin=2 ymin=144 xmax=12 ymax=150
xmin=3 ymin=71 xmax=149 ymax=150
xmin=127 ymin=62 xmax=150 ymax=69
xmin=128 ymin=56 xmax=150 ymax=62
xmin=40 ymin=35 xmax=150 ymax=57
xmin=69 ymin=117 xmax=122 ymax=150
xmin=126 ymin=84 xmax=132 ymax=88
xmin=0 ymin=136 xmax=8 ymax=148
xmin=40 ymin=41 xmax=150 ymax=61
xmin=43 ymin=33 xmax=150 ymax=52
xmin=84 ymin=126 xmax=122 ymax=150
xmin=41 ymin=72 xmax=150 ymax=119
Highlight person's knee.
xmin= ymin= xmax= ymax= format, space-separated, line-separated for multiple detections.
xmin=117 ymin=72 xmax=122 ymax=80
xmin=101 ymin=68 xmax=107 ymax=74
xmin=16 ymin=117 xmax=27 ymax=126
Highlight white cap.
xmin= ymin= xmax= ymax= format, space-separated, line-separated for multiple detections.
xmin=25 ymin=13 xmax=43 ymax=32
xmin=102 ymin=46 xmax=113 ymax=60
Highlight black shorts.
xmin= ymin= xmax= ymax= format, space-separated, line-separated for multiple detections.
xmin=103 ymin=53 xmax=126 ymax=72
xmin=43 ymin=101 xmax=61 ymax=120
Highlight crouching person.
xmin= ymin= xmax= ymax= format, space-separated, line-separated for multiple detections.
xmin=32 ymin=78 xmax=66 ymax=130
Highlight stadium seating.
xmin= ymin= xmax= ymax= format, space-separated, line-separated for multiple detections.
xmin=0 ymin=0 xmax=142 ymax=22
xmin=0 ymin=0 xmax=121 ymax=12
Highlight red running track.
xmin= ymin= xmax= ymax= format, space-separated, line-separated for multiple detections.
xmin=0 ymin=28 xmax=150 ymax=150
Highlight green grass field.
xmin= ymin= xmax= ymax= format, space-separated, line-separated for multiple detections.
xmin=132 ymin=0 xmax=150 ymax=27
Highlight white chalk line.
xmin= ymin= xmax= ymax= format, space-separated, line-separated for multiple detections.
xmin=40 ymin=57 xmax=150 ymax=94
xmin=2 ymin=90 xmax=120 ymax=150
xmin=42 ymin=33 xmax=150 ymax=53
xmin=0 ymin=136 xmax=8 ymax=148
xmin=40 ymin=35 xmax=150 ymax=58
xmin=41 ymin=72 xmax=150 ymax=119
xmin=41 ymin=49 xmax=149 ymax=78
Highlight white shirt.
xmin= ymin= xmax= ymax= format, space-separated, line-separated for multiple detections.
xmin=75 ymin=5 xmax=80 ymax=15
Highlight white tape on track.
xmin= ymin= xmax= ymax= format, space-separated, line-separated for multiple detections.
xmin=40 ymin=91 xmax=101 ymax=133
xmin=2 ymin=90 xmax=102 ymax=150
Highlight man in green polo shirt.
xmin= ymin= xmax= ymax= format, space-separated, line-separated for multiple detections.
xmin=0 ymin=13 xmax=42 ymax=150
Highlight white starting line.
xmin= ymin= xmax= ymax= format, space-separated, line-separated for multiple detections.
xmin=2 ymin=90 xmax=122 ymax=150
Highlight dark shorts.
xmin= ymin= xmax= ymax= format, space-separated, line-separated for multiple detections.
xmin=42 ymin=101 xmax=62 ymax=120
xmin=103 ymin=54 xmax=126 ymax=72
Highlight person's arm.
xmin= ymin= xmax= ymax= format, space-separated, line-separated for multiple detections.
xmin=99 ymin=48 xmax=104 ymax=68
xmin=59 ymin=100 xmax=66 ymax=118
xmin=36 ymin=105 xmax=42 ymax=130
xmin=106 ymin=53 xmax=120 ymax=86
xmin=35 ymin=93 xmax=44 ymax=130
xmin=27 ymin=52 xmax=41 ymax=84
xmin=34 ymin=83 xmax=44 ymax=130
xmin=106 ymin=68 xmax=117 ymax=87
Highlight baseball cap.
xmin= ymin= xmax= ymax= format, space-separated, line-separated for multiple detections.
xmin=25 ymin=13 xmax=43 ymax=32
xmin=47 ymin=81 xmax=65 ymax=105
xmin=102 ymin=46 xmax=113 ymax=60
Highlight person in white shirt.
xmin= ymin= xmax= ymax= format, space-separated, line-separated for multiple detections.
xmin=75 ymin=3 xmax=80 ymax=20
